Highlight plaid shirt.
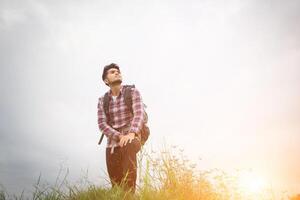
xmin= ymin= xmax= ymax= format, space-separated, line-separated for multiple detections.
xmin=97 ymin=85 xmax=144 ymax=149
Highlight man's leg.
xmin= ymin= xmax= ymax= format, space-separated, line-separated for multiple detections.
xmin=106 ymin=147 xmax=123 ymax=187
xmin=120 ymin=138 xmax=141 ymax=193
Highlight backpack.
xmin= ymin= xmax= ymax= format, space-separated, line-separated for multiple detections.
xmin=98 ymin=85 xmax=150 ymax=146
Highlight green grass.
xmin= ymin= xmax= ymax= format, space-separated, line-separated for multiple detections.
xmin=0 ymin=145 xmax=298 ymax=200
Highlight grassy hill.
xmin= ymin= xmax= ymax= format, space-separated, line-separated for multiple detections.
xmin=1 ymin=146 xmax=298 ymax=200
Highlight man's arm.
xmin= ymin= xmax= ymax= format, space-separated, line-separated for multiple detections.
xmin=119 ymin=88 xmax=145 ymax=147
xmin=128 ymin=88 xmax=144 ymax=134
xmin=97 ymin=97 xmax=120 ymax=140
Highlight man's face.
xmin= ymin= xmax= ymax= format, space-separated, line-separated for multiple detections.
xmin=104 ymin=68 xmax=122 ymax=86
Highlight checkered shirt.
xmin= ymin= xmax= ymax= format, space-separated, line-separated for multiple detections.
xmin=97 ymin=85 xmax=144 ymax=148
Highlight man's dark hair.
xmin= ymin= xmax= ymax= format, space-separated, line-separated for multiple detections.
xmin=102 ymin=63 xmax=120 ymax=82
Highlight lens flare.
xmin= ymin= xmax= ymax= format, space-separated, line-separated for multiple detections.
xmin=237 ymin=171 xmax=267 ymax=195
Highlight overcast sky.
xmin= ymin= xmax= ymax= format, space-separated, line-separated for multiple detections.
xmin=0 ymin=0 xmax=299 ymax=197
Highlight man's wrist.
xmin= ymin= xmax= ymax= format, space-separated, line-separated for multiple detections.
xmin=112 ymin=134 xmax=120 ymax=142
xmin=128 ymin=132 xmax=135 ymax=137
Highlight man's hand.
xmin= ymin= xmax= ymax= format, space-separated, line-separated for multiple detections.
xmin=119 ymin=133 xmax=135 ymax=147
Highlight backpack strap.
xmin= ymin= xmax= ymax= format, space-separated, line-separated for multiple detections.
xmin=98 ymin=92 xmax=110 ymax=145
xmin=103 ymin=92 xmax=110 ymax=124
xmin=123 ymin=85 xmax=135 ymax=114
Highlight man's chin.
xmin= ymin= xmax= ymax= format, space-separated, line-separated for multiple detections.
xmin=110 ymin=80 xmax=122 ymax=86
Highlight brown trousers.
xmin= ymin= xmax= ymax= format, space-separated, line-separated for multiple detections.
xmin=106 ymin=138 xmax=141 ymax=193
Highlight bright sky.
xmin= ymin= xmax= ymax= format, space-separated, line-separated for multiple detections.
xmin=0 ymin=0 xmax=299 ymax=197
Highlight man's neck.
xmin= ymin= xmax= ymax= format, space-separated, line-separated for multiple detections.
xmin=110 ymin=84 xmax=121 ymax=96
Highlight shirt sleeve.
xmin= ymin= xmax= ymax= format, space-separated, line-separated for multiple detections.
xmin=128 ymin=88 xmax=145 ymax=134
xmin=97 ymin=97 xmax=120 ymax=139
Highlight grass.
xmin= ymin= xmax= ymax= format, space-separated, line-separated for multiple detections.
xmin=0 ymin=145 xmax=298 ymax=200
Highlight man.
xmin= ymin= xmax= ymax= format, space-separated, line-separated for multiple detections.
xmin=97 ymin=63 xmax=144 ymax=193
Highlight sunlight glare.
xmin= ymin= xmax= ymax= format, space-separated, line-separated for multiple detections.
xmin=237 ymin=171 xmax=267 ymax=195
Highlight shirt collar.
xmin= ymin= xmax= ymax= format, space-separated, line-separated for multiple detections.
xmin=108 ymin=85 xmax=124 ymax=97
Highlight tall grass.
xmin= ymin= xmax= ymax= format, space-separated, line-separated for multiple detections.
xmin=0 ymin=145 xmax=297 ymax=200
xmin=136 ymin=145 xmax=242 ymax=200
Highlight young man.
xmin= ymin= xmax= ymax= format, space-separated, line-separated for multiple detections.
xmin=97 ymin=63 xmax=144 ymax=193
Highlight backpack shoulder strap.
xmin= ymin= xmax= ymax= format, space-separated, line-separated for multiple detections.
xmin=103 ymin=92 xmax=110 ymax=124
xmin=123 ymin=85 xmax=135 ymax=114
xmin=98 ymin=92 xmax=110 ymax=145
